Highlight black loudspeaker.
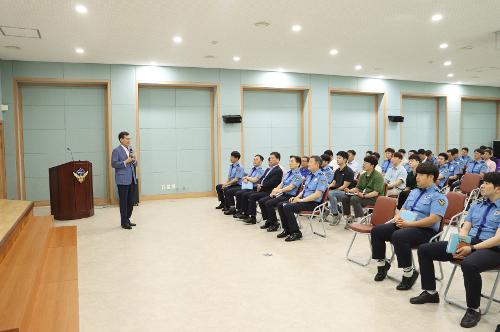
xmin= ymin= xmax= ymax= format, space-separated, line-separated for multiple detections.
xmin=388 ymin=115 xmax=404 ymax=122
xmin=222 ymin=115 xmax=242 ymax=124
xmin=493 ymin=140 xmax=500 ymax=158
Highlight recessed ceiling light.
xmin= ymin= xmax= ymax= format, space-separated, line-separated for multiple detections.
xmin=277 ymin=68 xmax=284 ymax=72
xmin=447 ymin=73 xmax=454 ymax=77
xmin=150 ymin=61 xmax=157 ymax=66
xmin=443 ymin=60 xmax=452 ymax=66
xmin=329 ymin=49 xmax=339 ymax=55
xmin=291 ymin=24 xmax=302 ymax=32
xmin=454 ymin=81 xmax=462 ymax=85
xmin=232 ymin=56 xmax=240 ymax=62
xmin=439 ymin=43 xmax=448 ymax=49
xmin=75 ymin=4 xmax=88 ymax=14
xmin=203 ymin=55 xmax=215 ymax=59
xmin=173 ymin=36 xmax=183 ymax=44
xmin=75 ymin=47 xmax=85 ymax=54
xmin=431 ymin=13 xmax=443 ymax=21
xmin=355 ymin=65 xmax=362 ymax=70
xmin=376 ymin=75 xmax=384 ymax=79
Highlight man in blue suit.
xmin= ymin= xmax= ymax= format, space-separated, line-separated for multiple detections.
xmin=111 ymin=131 xmax=137 ymax=229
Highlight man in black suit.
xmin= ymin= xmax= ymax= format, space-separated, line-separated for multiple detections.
xmin=241 ymin=152 xmax=283 ymax=224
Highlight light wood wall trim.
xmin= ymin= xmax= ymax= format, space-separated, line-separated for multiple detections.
xmin=307 ymin=90 xmax=312 ymax=154
xmin=216 ymin=85 xmax=221 ymax=183
xmin=13 ymin=78 xmax=113 ymax=203
xmin=329 ymin=89 xmax=385 ymax=153
xmin=140 ymin=192 xmax=216 ymax=201
xmin=135 ymin=81 xmax=219 ymax=201
xmin=461 ymin=95 xmax=500 ymax=102
xmin=400 ymin=92 xmax=447 ymax=99
xmin=383 ymin=94 xmax=387 ymax=150
xmin=0 ymin=121 xmax=6 ymax=199
xmin=105 ymin=82 xmax=114 ymax=203
xmin=240 ymin=85 xmax=310 ymax=164
xmin=497 ymin=101 xmax=499 ymax=140
xmin=445 ymin=98 xmax=449 ymax=150
xmin=435 ymin=98 xmax=440 ymax=153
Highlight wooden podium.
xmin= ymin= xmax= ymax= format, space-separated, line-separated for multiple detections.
xmin=49 ymin=161 xmax=94 ymax=220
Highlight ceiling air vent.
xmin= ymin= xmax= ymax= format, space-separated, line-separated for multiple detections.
xmin=0 ymin=26 xmax=41 ymax=38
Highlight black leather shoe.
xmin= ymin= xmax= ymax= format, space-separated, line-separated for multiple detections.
xmin=410 ymin=291 xmax=440 ymax=304
xmin=460 ymin=308 xmax=481 ymax=328
xmin=215 ymin=203 xmax=224 ymax=209
xmin=129 ymin=222 xmax=136 ymax=227
xmin=267 ymin=224 xmax=280 ymax=232
xmin=224 ymin=207 xmax=236 ymax=215
xmin=243 ymin=216 xmax=256 ymax=224
xmin=238 ymin=213 xmax=248 ymax=220
xmin=396 ymin=271 xmax=419 ymax=291
xmin=277 ymin=231 xmax=289 ymax=238
xmin=260 ymin=223 xmax=271 ymax=229
xmin=233 ymin=212 xmax=243 ymax=218
xmin=285 ymin=232 xmax=302 ymax=242
xmin=374 ymin=261 xmax=391 ymax=281
xmin=122 ymin=225 xmax=132 ymax=229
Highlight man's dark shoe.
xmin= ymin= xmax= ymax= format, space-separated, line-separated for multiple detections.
xmin=460 ymin=308 xmax=481 ymax=328
xmin=409 ymin=291 xmax=440 ymax=304
xmin=224 ymin=207 xmax=236 ymax=215
xmin=215 ymin=203 xmax=224 ymax=209
xmin=243 ymin=216 xmax=256 ymax=224
xmin=374 ymin=261 xmax=391 ymax=281
xmin=233 ymin=212 xmax=243 ymax=218
xmin=285 ymin=232 xmax=302 ymax=242
xmin=122 ymin=225 xmax=132 ymax=230
xmin=277 ymin=231 xmax=289 ymax=238
xmin=396 ymin=271 xmax=419 ymax=291
xmin=129 ymin=222 xmax=136 ymax=227
xmin=260 ymin=223 xmax=271 ymax=229
xmin=267 ymin=224 xmax=280 ymax=232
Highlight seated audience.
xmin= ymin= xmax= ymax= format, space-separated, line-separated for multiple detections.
xmin=276 ymin=156 xmax=328 ymax=242
xmin=410 ymin=172 xmax=500 ymax=328
xmin=215 ymin=151 xmax=245 ymax=210
xmin=325 ymin=149 xmax=339 ymax=171
xmin=370 ymin=163 xmax=448 ymax=290
xmin=397 ymin=154 xmax=420 ymax=209
xmin=347 ymin=149 xmax=360 ymax=178
xmin=483 ymin=149 xmax=497 ymax=172
xmin=299 ymin=156 xmax=311 ymax=178
xmin=328 ymin=151 xmax=355 ymax=224
xmin=321 ymin=154 xmax=335 ymax=184
xmin=385 ymin=151 xmax=408 ymax=196
xmin=382 ymin=148 xmax=395 ymax=174
xmin=436 ymin=153 xmax=450 ymax=189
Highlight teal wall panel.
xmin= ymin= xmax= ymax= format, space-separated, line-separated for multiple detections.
xmin=402 ymin=98 xmax=438 ymax=151
xmin=461 ymin=100 xmax=497 ymax=148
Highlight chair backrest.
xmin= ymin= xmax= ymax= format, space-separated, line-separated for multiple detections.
xmin=321 ymin=189 xmax=330 ymax=203
xmin=370 ymin=197 xmax=397 ymax=226
xmin=444 ymin=191 xmax=466 ymax=221
xmin=460 ymin=173 xmax=481 ymax=194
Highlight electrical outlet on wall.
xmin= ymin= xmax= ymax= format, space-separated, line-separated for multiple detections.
xmin=166 ymin=184 xmax=171 ymax=190
xmin=161 ymin=184 xmax=165 ymax=190
xmin=171 ymin=183 xmax=176 ymax=189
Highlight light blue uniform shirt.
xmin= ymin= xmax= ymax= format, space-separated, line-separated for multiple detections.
xmin=466 ymin=160 xmax=488 ymax=175
xmin=382 ymin=159 xmax=392 ymax=173
xmin=247 ymin=166 xmax=265 ymax=188
xmin=459 ymin=155 xmax=472 ymax=172
xmin=282 ymin=168 xmax=303 ymax=196
xmin=321 ymin=166 xmax=334 ymax=184
xmin=438 ymin=164 xmax=450 ymax=188
xmin=228 ymin=162 xmax=245 ymax=185
xmin=303 ymin=170 xmax=328 ymax=202
xmin=402 ymin=185 xmax=448 ymax=232
xmin=466 ymin=198 xmax=500 ymax=242
xmin=447 ymin=159 xmax=459 ymax=176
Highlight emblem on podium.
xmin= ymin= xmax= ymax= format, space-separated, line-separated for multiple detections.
xmin=73 ymin=168 xmax=88 ymax=183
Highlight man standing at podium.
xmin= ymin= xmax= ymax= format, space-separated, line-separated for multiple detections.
xmin=111 ymin=131 xmax=137 ymax=230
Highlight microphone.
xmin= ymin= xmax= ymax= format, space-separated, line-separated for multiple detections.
xmin=128 ymin=146 xmax=134 ymax=158
xmin=67 ymin=147 xmax=75 ymax=162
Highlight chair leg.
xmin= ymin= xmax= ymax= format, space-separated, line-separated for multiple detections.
xmin=345 ymin=232 xmax=371 ymax=266
xmin=435 ymin=261 xmax=444 ymax=281
xmin=312 ymin=208 xmax=327 ymax=238
xmin=481 ymin=271 xmax=500 ymax=315
xmin=444 ymin=264 xmax=467 ymax=310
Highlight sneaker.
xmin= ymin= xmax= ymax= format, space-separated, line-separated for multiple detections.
xmin=344 ymin=215 xmax=354 ymax=229
xmin=409 ymin=291 xmax=440 ymax=304
xmin=460 ymin=308 xmax=481 ymax=328
xmin=329 ymin=213 xmax=341 ymax=226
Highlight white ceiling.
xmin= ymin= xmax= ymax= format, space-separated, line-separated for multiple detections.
xmin=1 ymin=0 xmax=500 ymax=87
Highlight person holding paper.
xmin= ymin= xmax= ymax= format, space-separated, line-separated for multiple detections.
xmin=225 ymin=154 xmax=264 ymax=216
xmin=371 ymin=163 xmax=448 ymax=291
xmin=259 ymin=156 xmax=303 ymax=231
xmin=410 ymin=172 xmax=500 ymax=328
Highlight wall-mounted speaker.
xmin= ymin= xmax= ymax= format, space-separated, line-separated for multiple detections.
xmin=222 ymin=115 xmax=242 ymax=124
xmin=493 ymin=140 xmax=500 ymax=158
xmin=388 ymin=115 xmax=404 ymax=122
